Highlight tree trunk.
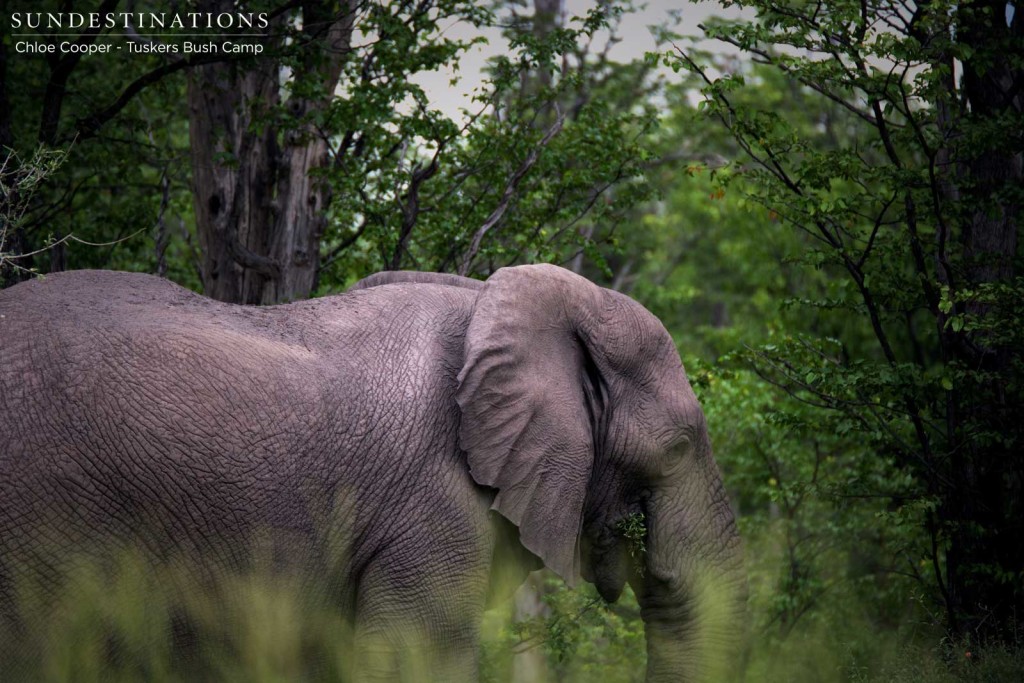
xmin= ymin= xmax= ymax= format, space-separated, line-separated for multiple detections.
xmin=936 ymin=0 xmax=1023 ymax=643
xmin=188 ymin=1 xmax=356 ymax=305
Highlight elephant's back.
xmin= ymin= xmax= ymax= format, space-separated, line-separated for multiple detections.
xmin=0 ymin=270 xmax=256 ymax=343
xmin=0 ymin=269 xmax=208 ymax=314
xmin=1 ymin=271 xmax=332 ymax=366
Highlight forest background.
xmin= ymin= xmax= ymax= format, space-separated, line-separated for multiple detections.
xmin=1 ymin=0 xmax=1022 ymax=681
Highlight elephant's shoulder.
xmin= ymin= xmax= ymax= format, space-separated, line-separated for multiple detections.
xmin=337 ymin=280 xmax=478 ymax=313
xmin=287 ymin=285 xmax=473 ymax=375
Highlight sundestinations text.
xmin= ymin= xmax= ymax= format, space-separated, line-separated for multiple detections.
xmin=10 ymin=12 xmax=269 ymax=31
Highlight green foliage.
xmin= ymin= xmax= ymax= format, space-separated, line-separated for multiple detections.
xmin=316 ymin=0 xmax=662 ymax=289
xmin=480 ymin=575 xmax=646 ymax=683
xmin=653 ymin=0 xmax=1024 ymax=651
xmin=615 ymin=512 xmax=647 ymax=577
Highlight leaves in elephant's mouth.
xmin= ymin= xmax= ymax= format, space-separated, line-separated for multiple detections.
xmin=615 ymin=512 xmax=647 ymax=577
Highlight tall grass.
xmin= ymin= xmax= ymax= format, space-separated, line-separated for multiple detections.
xmin=0 ymin=544 xmax=1020 ymax=682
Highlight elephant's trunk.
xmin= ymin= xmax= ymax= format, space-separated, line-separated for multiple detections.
xmin=635 ymin=430 xmax=746 ymax=683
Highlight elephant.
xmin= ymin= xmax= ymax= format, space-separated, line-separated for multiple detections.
xmin=0 ymin=264 xmax=745 ymax=681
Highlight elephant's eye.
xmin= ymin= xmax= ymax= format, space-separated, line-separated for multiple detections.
xmin=666 ymin=432 xmax=692 ymax=457
xmin=656 ymin=437 xmax=691 ymax=476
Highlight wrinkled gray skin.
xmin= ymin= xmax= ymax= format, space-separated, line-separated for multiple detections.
xmin=0 ymin=265 xmax=745 ymax=681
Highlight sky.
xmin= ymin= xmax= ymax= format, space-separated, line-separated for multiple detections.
xmin=414 ymin=1 xmax=743 ymax=118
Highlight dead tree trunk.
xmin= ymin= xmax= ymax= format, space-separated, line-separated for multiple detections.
xmin=188 ymin=1 xmax=356 ymax=304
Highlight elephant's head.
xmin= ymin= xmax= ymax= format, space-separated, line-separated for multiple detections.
xmin=457 ymin=264 xmax=746 ymax=682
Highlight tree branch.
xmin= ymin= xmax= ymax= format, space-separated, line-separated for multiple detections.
xmin=39 ymin=0 xmax=121 ymax=144
xmin=389 ymin=154 xmax=440 ymax=270
xmin=458 ymin=109 xmax=565 ymax=276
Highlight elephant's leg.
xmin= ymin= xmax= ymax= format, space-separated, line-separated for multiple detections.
xmin=351 ymin=541 xmax=490 ymax=683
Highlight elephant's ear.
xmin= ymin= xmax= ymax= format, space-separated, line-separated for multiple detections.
xmin=456 ymin=264 xmax=605 ymax=585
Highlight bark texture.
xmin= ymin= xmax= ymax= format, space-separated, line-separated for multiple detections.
xmin=188 ymin=0 xmax=357 ymax=304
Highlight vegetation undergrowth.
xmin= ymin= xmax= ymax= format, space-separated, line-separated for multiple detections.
xmin=1 ymin=540 xmax=1020 ymax=682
